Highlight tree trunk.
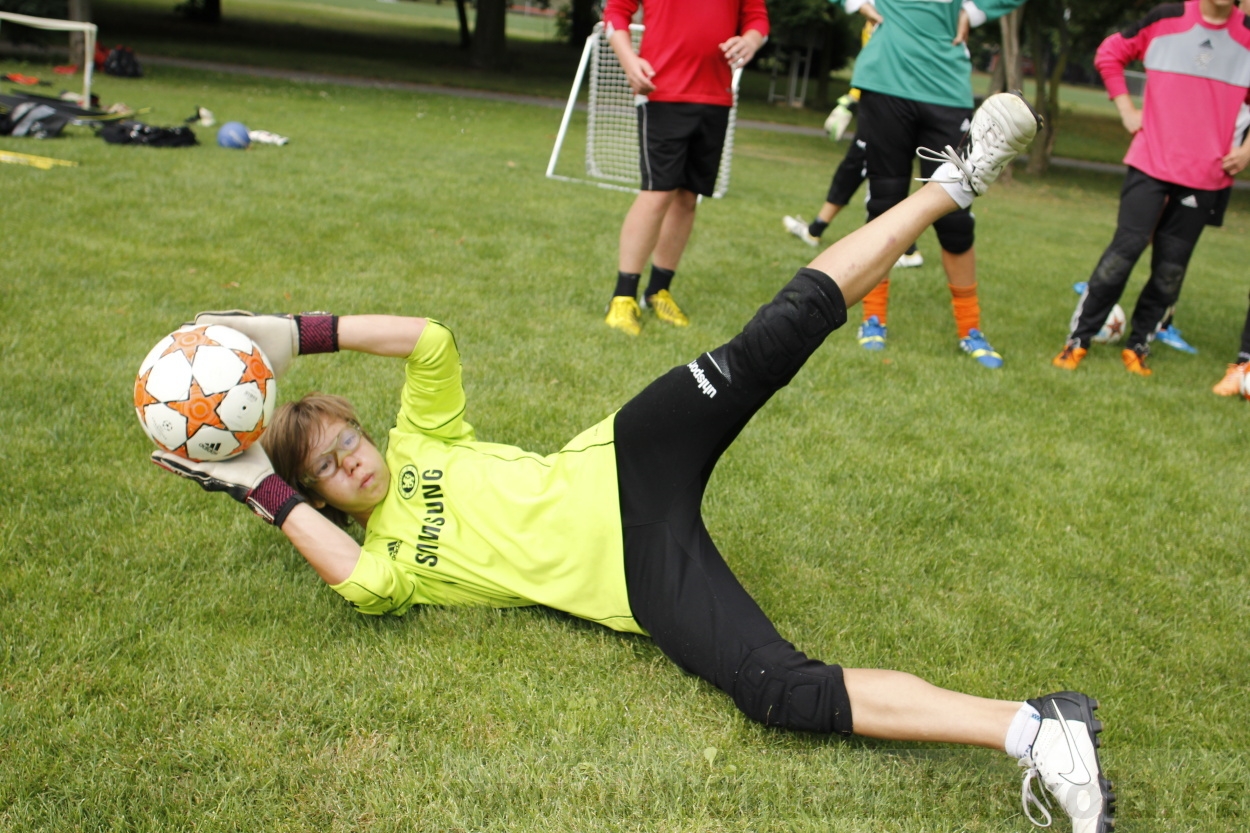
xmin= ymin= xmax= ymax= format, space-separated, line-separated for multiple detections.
xmin=68 ymin=0 xmax=92 ymax=67
xmin=472 ymin=0 xmax=508 ymax=69
xmin=1027 ymin=10 xmax=1070 ymax=177
xmin=995 ymin=9 xmax=1024 ymax=182
xmin=986 ymin=50 xmax=1005 ymax=96
xmin=456 ymin=0 xmax=472 ymax=50
xmin=1001 ymin=9 xmax=1024 ymax=92
xmin=570 ymin=0 xmax=596 ymax=46
xmin=201 ymin=0 xmax=221 ymax=24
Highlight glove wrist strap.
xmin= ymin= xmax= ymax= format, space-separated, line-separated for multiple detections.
xmin=295 ymin=314 xmax=339 ymax=354
xmin=246 ymin=474 xmax=305 ymax=527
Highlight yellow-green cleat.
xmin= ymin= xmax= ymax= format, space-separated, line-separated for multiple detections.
xmin=605 ymin=296 xmax=642 ymax=336
xmin=642 ymin=289 xmax=690 ymax=327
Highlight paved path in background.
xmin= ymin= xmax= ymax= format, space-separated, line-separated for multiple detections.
xmin=146 ymin=55 xmax=1248 ymax=189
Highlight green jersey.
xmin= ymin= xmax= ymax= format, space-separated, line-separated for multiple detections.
xmin=330 ymin=322 xmax=643 ymax=634
xmin=848 ymin=0 xmax=1026 ymax=109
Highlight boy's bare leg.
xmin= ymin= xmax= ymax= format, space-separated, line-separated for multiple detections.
xmin=619 ymin=189 xmax=678 ymax=274
xmin=808 ymin=182 xmax=956 ymax=306
xmin=652 ymin=188 xmax=699 ymax=271
xmin=843 ymin=668 xmax=1018 ymax=749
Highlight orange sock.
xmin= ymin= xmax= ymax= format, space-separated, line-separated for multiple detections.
xmin=949 ymin=282 xmax=980 ymax=339
xmin=863 ymin=279 xmax=890 ymax=325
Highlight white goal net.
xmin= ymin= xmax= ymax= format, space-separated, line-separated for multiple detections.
xmin=546 ymin=22 xmax=741 ymax=199
xmin=0 ymin=12 xmax=97 ymax=106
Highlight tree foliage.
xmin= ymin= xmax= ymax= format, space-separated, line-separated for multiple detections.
xmin=1022 ymin=0 xmax=1157 ymax=173
xmin=761 ymin=0 xmax=860 ymax=108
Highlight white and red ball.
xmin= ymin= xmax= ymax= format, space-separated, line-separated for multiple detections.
xmin=1240 ymin=367 xmax=1250 ymax=402
xmin=1070 ymin=303 xmax=1127 ymax=345
xmin=134 ymin=325 xmax=277 ymax=461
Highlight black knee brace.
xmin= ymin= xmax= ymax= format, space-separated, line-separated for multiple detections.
xmin=707 ymin=268 xmax=848 ymax=390
xmin=865 ymin=176 xmax=910 ymax=221
xmin=731 ymin=640 xmax=854 ymax=736
xmin=933 ymin=209 xmax=975 ymax=255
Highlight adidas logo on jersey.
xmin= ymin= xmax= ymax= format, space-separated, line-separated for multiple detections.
xmin=1181 ymin=194 xmax=1199 ymax=209
xmin=1197 ymin=39 xmax=1214 ymax=69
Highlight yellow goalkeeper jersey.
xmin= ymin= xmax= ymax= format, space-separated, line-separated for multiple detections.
xmin=329 ymin=322 xmax=643 ymax=634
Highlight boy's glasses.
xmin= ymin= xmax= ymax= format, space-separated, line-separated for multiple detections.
xmin=302 ymin=424 xmax=362 ymax=485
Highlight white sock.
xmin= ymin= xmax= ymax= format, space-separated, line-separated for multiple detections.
xmin=932 ymin=161 xmax=975 ymax=209
xmin=1005 ymin=702 xmax=1042 ymax=760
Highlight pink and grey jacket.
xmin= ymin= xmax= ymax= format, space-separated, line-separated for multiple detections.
xmin=1096 ymin=1 xmax=1250 ymax=191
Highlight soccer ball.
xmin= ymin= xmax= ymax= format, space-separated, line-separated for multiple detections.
xmin=1070 ymin=303 xmax=1127 ymax=344
xmin=134 ymin=324 xmax=277 ymax=461
xmin=1241 ymin=368 xmax=1250 ymax=402
xmin=217 ymin=121 xmax=250 ymax=149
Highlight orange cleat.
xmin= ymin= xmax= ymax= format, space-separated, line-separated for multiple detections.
xmin=1212 ymin=362 xmax=1248 ymax=396
xmin=1121 ymin=347 xmax=1152 ymax=376
xmin=1052 ymin=343 xmax=1087 ymax=370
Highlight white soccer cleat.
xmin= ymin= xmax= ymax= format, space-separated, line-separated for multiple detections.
xmin=1019 ymin=691 xmax=1115 ymax=833
xmin=894 ymin=249 xmax=924 ymax=269
xmin=782 ymin=215 xmax=819 ymax=247
xmin=918 ymin=91 xmax=1040 ymax=198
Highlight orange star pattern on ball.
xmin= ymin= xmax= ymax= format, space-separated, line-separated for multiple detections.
xmin=169 ymin=378 xmax=228 ymax=439
xmin=236 ymin=348 xmax=274 ymax=390
xmin=133 ymin=368 xmax=160 ymax=410
xmin=165 ymin=327 xmax=219 ymax=363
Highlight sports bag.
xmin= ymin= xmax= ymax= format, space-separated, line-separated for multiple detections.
xmin=104 ymin=46 xmax=143 ymax=78
xmin=101 ymin=120 xmax=197 ymax=147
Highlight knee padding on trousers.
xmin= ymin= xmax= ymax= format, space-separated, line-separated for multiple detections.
xmin=933 ymin=209 xmax=975 ymax=255
xmin=1109 ymin=227 xmax=1151 ymax=259
xmin=708 ymin=268 xmax=848 ymax=390
xmin=1150 ymin=257 xmax=1187 ymax=302
xmin=1088 ymin=247 xmax=1143 ymax=296
xmin=731 ymin=640 xmax=854 ymax=736
xmin=865 ymin=176 xmax=910 ymax=221
xmin=1152 ymin=231 xmax=1197 ymax=281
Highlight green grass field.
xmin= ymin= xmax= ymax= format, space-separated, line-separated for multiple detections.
xmin=2 ymin=21 xmax=1249 ymax=833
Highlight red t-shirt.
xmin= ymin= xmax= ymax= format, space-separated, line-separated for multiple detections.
xmin=603 ymin=0 xmax=769 ymax=107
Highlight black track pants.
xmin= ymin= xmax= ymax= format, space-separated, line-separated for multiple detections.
xmin=1070 ymin=168 xmax=1221 ymax=350
xmin=613 ymin=268 xmax=855 ymax=736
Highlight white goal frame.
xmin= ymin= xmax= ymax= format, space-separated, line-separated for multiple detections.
xmin=546 ymin=22 xmax=742 ymax=199
xmin=0 ymin=11 xmax=97 ymax=106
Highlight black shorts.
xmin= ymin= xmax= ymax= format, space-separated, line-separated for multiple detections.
xmin=857 ymin=90 xmax=972 ymax=181
xmin=613 ymin=269 xmax=854 ymax=736
xmin=827 ymin=137 xmax=868 ymax=207
xmin=637 ymin=101 xmax=730 ymax=195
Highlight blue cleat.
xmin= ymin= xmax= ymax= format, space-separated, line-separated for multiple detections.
xmin=857 ymin=316 xmax=887 ymax=351
xmin=1155 ymin=324 xmax=1198 ymax=354
xmin=960 ymin=328 xmax=1004 ymax=368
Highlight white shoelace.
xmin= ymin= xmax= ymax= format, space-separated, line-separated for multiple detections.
xmin=915 ymin=144 xmax=976 ymax=188
xmin=1019 ymin=758 xmax=1054 ymax=828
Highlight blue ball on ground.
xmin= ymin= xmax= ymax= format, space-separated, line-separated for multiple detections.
xmin=217 ymin=122 xmax=250 ymax=149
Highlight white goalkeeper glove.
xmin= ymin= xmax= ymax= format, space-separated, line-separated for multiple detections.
xmin=151 ymin=444 xmax=305 ymax=526
xmin=824 ymin=95 xmax=857 ymax=142
xmin=191 ymin=311 xmax=339 ymax=379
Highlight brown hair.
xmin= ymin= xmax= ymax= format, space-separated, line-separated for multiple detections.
xmin=261 ymin=392 xmax=373 ymax=529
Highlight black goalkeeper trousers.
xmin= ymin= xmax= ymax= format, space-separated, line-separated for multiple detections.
xmin=613 ymin=268 xmax=855 ymax=736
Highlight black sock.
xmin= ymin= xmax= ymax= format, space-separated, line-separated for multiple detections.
xmin=613 ymin=271 xmax=640 ymax=300
xmin=904 ymin=243 xmax=918 ymax=255
xmin=643 ymin=265 xmax=675 ymax=299
xmin=809 ymin=219 xmax=829 ymax=238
